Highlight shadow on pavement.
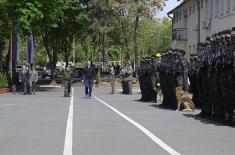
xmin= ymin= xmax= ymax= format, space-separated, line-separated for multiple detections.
xmin=149 ymin=104 xmax=176 ymax=111
xmin=183 ymin=114 xmax=235 ymax=128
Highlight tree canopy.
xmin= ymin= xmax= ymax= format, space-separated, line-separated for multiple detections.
xmin=0 ymin=0 xmax=172 ymax=74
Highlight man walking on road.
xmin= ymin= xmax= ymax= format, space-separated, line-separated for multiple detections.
xmin=30 ymin=66 xmax=38 ymax=95
xmin=19 ymin=65 xmax=30 ymax=95
xmin=83 ymin=60 xmax=96 ymax=99
xmin=64 ymin=66 xmax=73 ymax=97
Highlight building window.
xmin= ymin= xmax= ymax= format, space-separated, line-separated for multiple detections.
xmin=189 ymin=6 xmax=192 ymax=15
xmin=220 ymin=0 xmax=225 ymax=16
xmin=226 ymin=0 xmax=230 ymax=13
xmin=193 ymin=3 xmax=196 ymax=13
xmin=176 ymin=12 xmax=178 ymax=22
xmin=210 ymin=0 xmax=214 ymax=19
xmin=193 ymin=45 xmax=196 ymax=54
xmin=215 ymin=0 xmax=219 ymax=17
xmin=201 ymin=0 xmax=204 ymax=8
xmin=205 ymin=0 xmax=209 ymax=19
xmin=189 ymin=45 xmax=192 ymax=54
xmin=184 ymin=10 xmax=187 ymax=17
xmin=179 ymin=12 xmax=181 ymax=21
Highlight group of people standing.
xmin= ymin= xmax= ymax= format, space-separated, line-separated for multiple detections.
xmin=188 ymin=28 xmax=235 ymax=122
xmin=137 ymin=27 xmax=235 ymax=123
xmin=120 ymin=62 xmax=134 ymax=95
xmin=138 ymin=50 xmax=190 ymax=108
xmin=19 ymin=64 xmax=38 ymax=95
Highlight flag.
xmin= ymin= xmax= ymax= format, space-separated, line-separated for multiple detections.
xmin=27 ymin=33 xmax=34 ymax=64
xmin=12 ymin=33 xmax=20 ymax=63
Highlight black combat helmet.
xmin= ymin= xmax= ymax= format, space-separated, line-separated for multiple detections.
xmin=231 ymin=27 xmax=235 ymax=43
xmin=179 ymin=49 xmax=186 ymax=56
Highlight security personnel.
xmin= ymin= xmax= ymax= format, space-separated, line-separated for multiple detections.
xmin=125 ymin=62 xmax=134 ymax=95
xmin=64 ymin=66 xmax=73 ymax=97
xmin=19 ymin=65 xmax=30 ymax=95
xmin=180 ymin=50 xmax=189 ymax=91
xmin=120 ymin=66 xmax=128 ymax=94
xmin=138 ymin=57 xmax=146 ymax=101
xmin=30 ymin=66 xmax=38 ymax=95
xmin=188 ymin=54 xmax=200 ymax=108
xmin=159 ymin=50 xmax=177 ymax=109
xmin=109 ymin=64 xmax=115 ymax=94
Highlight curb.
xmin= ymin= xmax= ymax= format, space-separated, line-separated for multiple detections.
xmin=0 ymin=88 xmax=10 ymax=94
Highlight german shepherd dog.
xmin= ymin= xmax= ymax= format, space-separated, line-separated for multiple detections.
xmin=175 ymin=86 xmax=195 ymax=112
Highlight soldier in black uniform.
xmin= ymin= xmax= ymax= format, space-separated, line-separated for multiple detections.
xmin=225 ymin=28 xmax=235 ymax=122
xmin=231 ymin=27 xmax=235 ymax=123
xmin=138 ymin=56 xmax=156 ymax=102
xmin=159 ymin=50 xmax=177 ymax=109
xmin=138 ymin=57 xmax=145 ymax=100
xmin=194 ymin=28 xmax=235 ymax=123
xmin=196 ymin=41 xmax=211 ymax=117
xmin=188 ymin=54 xmax=200 ymax=108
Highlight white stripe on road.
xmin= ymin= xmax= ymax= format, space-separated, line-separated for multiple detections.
xmin=94 ymin=96 xmax=181 ymax=155
xmin=63 ymin=88 xmax=74 ymax=155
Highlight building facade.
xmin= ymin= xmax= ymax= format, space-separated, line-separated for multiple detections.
xmin=168 ymin=0 xmax=235 ymax=58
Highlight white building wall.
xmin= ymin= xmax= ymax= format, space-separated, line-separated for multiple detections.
xmin=171 ymin=0 xmax=235 ymax=56
xmin=186 ymin=0 xmax=199 ymax=54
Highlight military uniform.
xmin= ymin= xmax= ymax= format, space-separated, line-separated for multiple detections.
xmin=110 ymin=66 xmax=115 ymax=94
xmin=19 ymin=66 xmax=30 ymax=95
xmin=64 ymin=68 xmax=73 ymax=96
xmin=30 ymin=68 xmax=38 ymax=95
xmin=192 ymin=28 xmax=235 ymax=123
xmin=125 ymin=64 xmax=134 ymax=95
xmin=120 ymin=67 xmax=129 ymax=94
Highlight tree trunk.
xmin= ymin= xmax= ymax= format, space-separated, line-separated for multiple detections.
xmin=134 ymin=15 xmax=139 ymax=71
xmin=41 ymin=33 xmax=57 ymax=82
xmin=104 ymin=30 xmax=108 ymax=68
xmin=101 ymin=32 xmax=106 ymax=68
xmin=51 ymin=42 xmax=57 ymax=80
xmin=98 ymin=34 xmax=102 ymax=64
xmin=125 ymin=31 xmax=131 ymax=61
xmin=41 ymin=31 xmax=52 ymax=62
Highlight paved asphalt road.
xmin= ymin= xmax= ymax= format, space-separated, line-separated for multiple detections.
xmin=0 ymin=85 xmax=235 ymax=155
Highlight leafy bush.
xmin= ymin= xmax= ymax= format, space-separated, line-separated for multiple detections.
xmin=0 ymin=72 xmax=9 ymax=88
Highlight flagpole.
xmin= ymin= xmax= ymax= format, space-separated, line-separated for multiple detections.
xmin=9 ymin=30 xmax=12 ymax=79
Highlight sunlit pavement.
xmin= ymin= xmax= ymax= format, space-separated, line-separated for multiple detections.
xmin=0 ymin=86 xmax=234 ymax=155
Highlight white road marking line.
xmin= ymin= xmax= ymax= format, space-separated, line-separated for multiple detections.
xmin=94 ymin=96 xmax=181 ymax=155
xmin=63 ymin=88 xmax=74 ymax=155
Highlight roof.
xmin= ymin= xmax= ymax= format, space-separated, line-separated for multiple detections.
xmin=167 ymin=0 xmax=191 ymax=15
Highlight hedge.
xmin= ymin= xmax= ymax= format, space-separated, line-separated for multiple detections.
xmin=0 ymin=72 xmax=9 ymax=88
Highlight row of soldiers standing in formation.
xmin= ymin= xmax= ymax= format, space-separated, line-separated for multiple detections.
xmin=189 ymin=27 xmax=235 ymax=122
xmin=138 ymin=49 xmax=190 ymax=109
xmin=138 ymin=27 xmax=235 ymax=123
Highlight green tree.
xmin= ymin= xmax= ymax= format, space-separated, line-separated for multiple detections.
xmin=113 ymin=0 xmax=167 ymax=70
